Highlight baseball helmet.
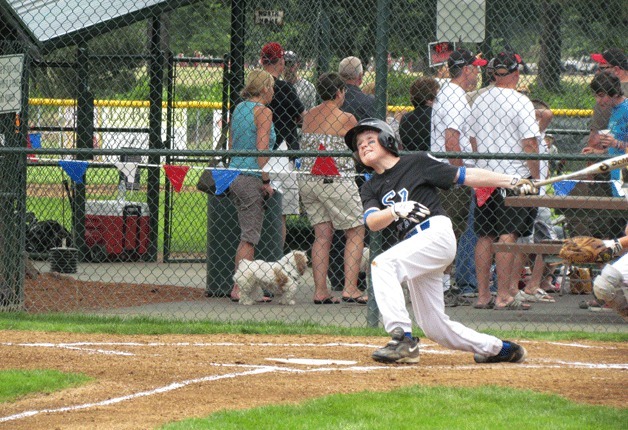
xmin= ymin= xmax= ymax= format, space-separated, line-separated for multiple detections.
xmin=344 ymin=118 xmax=399 ymax=156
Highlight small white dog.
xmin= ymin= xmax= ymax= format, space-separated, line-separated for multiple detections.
xmin=234 ymin=250 xmax=309 ymax=305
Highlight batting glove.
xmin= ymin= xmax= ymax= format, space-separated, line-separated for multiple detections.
xmin=389 ymin=201 xmax=431 ymax=223
xmin=603 ymin=239 xmax=623 ymax=258
xmin=511 ymin=177 xmax=539 ymax=195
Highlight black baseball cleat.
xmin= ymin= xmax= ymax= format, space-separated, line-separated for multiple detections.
xmin=474 ymin=341 xmax=527 ymax=364
xmin=372 ymin=327 xmax=420 ymax=364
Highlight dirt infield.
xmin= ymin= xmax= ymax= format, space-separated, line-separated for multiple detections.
xmin=0 ymin=331 xmax=626 ymax=429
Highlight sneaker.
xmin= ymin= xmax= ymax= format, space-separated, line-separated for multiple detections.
xmin=473 ymin=341 xmax=527 ymax=364
xmin=460 ymin=285 xmax=478 ymax=298
xmin=444 ymin=289 xmax=459 ymax=307
xmin=372 ymin=327 xmax=420 ymax=364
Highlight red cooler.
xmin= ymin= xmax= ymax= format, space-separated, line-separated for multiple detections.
xmin=85 ymin=200 xmax=149 ymax=261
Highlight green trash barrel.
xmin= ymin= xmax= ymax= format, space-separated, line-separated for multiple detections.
xmin=205 ymin=191 xmax=283 ymax=297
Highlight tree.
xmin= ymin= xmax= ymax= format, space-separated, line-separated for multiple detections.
xmin=537 ymin=0 xmax=563 ymax=91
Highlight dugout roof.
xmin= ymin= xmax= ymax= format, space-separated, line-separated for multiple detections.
xmin=0 ymin=0 xmax=199 ymax=52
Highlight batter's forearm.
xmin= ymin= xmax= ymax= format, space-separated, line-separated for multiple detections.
xmin=462 ymin=168 xmax=521 ymax=189
xmin=364 ymin=207 xmax=396 ymax=231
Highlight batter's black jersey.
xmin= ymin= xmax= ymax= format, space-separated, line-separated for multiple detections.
xmin=361 ymin=152 xmax=458 ymax=239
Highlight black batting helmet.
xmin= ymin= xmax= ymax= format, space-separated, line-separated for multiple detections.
xmin=344 ymin=118 xmax=399 ymax=156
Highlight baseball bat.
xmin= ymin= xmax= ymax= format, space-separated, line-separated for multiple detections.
xmin=535 ymin=153 xmax=628 ymax=187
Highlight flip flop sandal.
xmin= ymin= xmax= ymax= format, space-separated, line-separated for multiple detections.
xmin=534 ymin=289 xmax=555 ymax=303
xmin=314 ymin=297 xmax=340 ymax=305
xmin=473 ymin=297 xmax=495 ymax=309
xmin=342 ymin=296 xmax=368 ymax=305
xmin=516 ymin=289 xmax=555 ymax=303
xmin=494 ymin=299 xmax=531 ymax=311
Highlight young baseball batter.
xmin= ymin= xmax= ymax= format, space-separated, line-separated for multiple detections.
xmin=344 ymin=118 xmax=537 ymax=364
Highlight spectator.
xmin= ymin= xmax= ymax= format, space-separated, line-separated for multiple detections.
xmin=586 ymin=72 xmax=627 ymax=155
xmin=228 ymin=70 xmax=276 ymax=302
xmin=586 ymin=49 xmax=628 ymax=151
xmin=399 ymin=77 xmax=439 ymax=152
xmin=260 ymin=42 xmax=305 ymax=247
xmin=299 ymin=73 xmax=366 ymax=304
xmin=283 ymin=50 xmax=318 ymax=111
xmin=585 ymin=72 xmax=627 ymax=242
xmin=431 ymin=49 xmax=487 ymax=302
xmin=331 ymin=56 xmax=376 ymax=292
xmin=453 ymin=57 xmax=497 ymax=301
xmin=432 ymin=48 xmax=487 ymax=166
xmin=338 ymin=56 xmax=376 ymax=122
xmin=470 ymin=51 xmax=540 ymax=310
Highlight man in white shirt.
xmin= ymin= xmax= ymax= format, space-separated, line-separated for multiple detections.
xmin=470 ymin=51 xmax=540 ymax=311
xmin=431 ymin=49 xmax=487 ymax=302
xmin=431 ymin=49 xmax=487 ymax=167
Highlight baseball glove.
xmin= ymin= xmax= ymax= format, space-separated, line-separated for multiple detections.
xmin=559 ymin=236 xmax=615 ymax=263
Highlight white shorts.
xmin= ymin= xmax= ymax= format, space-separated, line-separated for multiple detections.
xmin=267 ymin=155 xmax=300 ymax=216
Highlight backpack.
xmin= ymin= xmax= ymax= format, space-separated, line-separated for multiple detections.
xmin=26 ymin=220 xmax=72 ymax=253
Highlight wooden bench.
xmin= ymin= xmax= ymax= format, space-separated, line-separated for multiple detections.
xmin=491 ymin=241 xmax=563 ymax=255
xmin=503 ymin=195 xmax=628 ymax=211
xmin=490 ymin=195 xmax=625 ymax=292
xmin=490 ymin=195 xmax=627 ymax=257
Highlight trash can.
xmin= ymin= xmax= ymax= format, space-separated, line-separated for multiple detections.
xmin=205 ymin=191 xmax=283 ymax=297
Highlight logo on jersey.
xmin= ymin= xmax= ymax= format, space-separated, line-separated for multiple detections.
xmin=382 ymin=188 xmax=410 ymax=207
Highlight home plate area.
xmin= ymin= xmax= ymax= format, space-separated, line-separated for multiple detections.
xmin=0 ymin=332 xmax=626 ymax=428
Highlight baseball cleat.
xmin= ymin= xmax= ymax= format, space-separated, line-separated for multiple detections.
xmin=372 ymin=327 xmax=420 ymax=364
xmin=474 ymin=341 xmax=527 ymax=364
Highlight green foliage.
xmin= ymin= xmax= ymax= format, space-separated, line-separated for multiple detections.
xmin=169 ymin=1 xmax=231 ymax=57
xmin=30 ymin=23 xmax=147 ymax=99
xmin=161 ymin=385 xmax=628 ymax=429
xmin=528 ymin=80 xmax=596 ymax=109
xmin=386 ymin=71 xmax=415 ymax=107
xmin=0 ymin=369 xmax=92 ymax=403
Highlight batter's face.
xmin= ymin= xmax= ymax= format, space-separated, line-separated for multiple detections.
xmin=356 ymin=130 xmax=384 ymax=167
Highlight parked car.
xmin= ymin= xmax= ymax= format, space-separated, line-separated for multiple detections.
xmin=563 ymin=56 xmax=598 ymax=74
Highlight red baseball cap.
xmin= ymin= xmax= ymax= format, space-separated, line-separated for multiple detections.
xmin=447 ymin=49 xmax=488 ymax=69
xmin=261 ymin=42 xmax=284 ymax=64
xmin=591 ymin=49 xmax=627 ymax=70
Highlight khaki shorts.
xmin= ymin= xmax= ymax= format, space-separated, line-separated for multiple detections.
xmin=298 ymin=176 xmax=364 ymax=230
xmin=229 ymin=174 xmax=264 ymax=245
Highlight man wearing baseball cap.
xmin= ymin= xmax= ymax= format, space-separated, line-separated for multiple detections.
xmin=283 ymin=51 xmax=317 ymax=111
xmin=431 ymin=49 xmax=487 ymax=301
xmin=587 ymin=48 xmax=628 ymax=150
xmin=469 ymin=51 xmax=540 ymax=311
xmin=260 ymin=42 xmax=304 ymax=153
xmin=432 ymin=49 xmax=487 ymax=167
xmin=260 ymin=42 xmax=305 ymax=248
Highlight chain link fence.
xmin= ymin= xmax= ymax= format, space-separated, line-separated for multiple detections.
xmin=0 ymin=0 xmax=626 ymax=331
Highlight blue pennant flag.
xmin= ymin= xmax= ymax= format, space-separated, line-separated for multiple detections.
xmin=58 ymin=160 xmax=89 ymax=184
xmin=212 ymin=169 xmax=241 ymax=195
xmin=553 ymin=180 xmax=577 ymax=196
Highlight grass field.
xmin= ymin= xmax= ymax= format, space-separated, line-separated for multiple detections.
xmin=1 ymin=314 xmax=626 ymax=429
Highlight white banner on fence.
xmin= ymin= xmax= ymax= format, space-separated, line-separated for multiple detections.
xmin=0 ymin=54 xmax=24 ymax=114
xmin=437 ymin=0 xmax=486 ymax=43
